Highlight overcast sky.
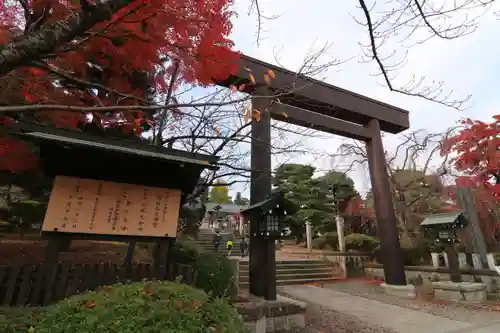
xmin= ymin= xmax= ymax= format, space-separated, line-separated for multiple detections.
xmin=222 ymin=0 xmax=500 ymax=199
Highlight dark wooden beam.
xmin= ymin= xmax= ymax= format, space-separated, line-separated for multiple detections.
xmin=365 ymin=119 xmax=406 ymax=285
xmin=217 ymin=55 xmax=410 ymax=134
xmin=249 ymin=88 xmax=276 ymax=301
xmin=271 ymin=104 xmax=371 ymax=141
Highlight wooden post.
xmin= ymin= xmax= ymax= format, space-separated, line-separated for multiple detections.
xmin=155 ymin=239 xmax=170 ymax=280
xmin=365 ymin=119 xmax=406 ymax=286
xmin=444 ymin=244 xmax=462 ymax=282
xmin=43 ymin=233 xmax=64 ymax=305
xmin=456 ymin=187 xmax=489 ymax=268
xmin=124 ymin=241 xmax=136 ymax=266
xmin=250 ymin=87 xmax=276 ymax=300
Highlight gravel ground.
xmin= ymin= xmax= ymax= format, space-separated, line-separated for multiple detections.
xmin=324 ymin=280 xmax=500 ymax=325
xmin=302 ymin=303 xmax=397 ymax=333
xmin=279 ymin=289 xmax=396 ymax=333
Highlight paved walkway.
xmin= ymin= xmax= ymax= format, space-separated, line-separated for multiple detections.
xmin=281 ymin=285 xmax=500 ymax=333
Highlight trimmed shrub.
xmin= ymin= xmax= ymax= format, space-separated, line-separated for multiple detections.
xmin=401 ymin=245 xmax=423 ymax=266
xmin=194 ymin=252 xmax=237 ymax=298
xmin=345 ymin=233 xmax=379 ymax=252
xmin=9 ymin=200 xmax=47 ymax=229
xmin=324 ymin=232 xmax=339 ymax=250
xmin=312 ymin=232 xmax=339 ymax=250
xmin=170 ymin=242 xmax=237 ymax=298
xmin=169 ymin=241 xmax=199 ymax=265
xmin=0 ymin=308 xmax=41 ymax=333
xmin=371 ymin=244 xmax=423 ymax=266
xmin=312 ymin=236 xmax=327 ymax=249
xmin=371 ymin=245 xmax=381 ymax=263
xmin=21 ymin=281 xmax=244 ymax=333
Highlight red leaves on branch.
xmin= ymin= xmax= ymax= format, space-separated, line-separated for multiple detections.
xmin=442 ymin=117 xmax=500 ymax=241
xmin=342 ymin=196 xmax=367 ymax=216
xmin=443 ymin=116 xmax=500 ymax=192
xmin=0 ymin=137 xmax=38 ymax=172
xmin=0 ymin=0 xmax=239 ymax=113
xmin=443 ymin=178 xmax=500 ymax=244
xmin=0 ymin=0 xmax=239 ymax=172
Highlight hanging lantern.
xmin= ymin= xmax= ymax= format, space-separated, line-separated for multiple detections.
xmin=240 ymin=190 xmax=297 ymax=239
xmin=421 ymin=212 xmax=468 ymax=244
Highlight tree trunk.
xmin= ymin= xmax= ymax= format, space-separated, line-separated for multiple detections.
xmin=0 ymin=0 xmax=134 ymax=75
xmin=397 ymin=213 xmax=410 ymax=244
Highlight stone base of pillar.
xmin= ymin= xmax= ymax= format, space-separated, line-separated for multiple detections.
xmin=380 ymin=283 xmax=416 ymax=299
xmin=432 ymin=281 xmax=487 ymax=303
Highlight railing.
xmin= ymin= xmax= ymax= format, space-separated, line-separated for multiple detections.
xmin=0 ymin=262 xmax=196 ymax=307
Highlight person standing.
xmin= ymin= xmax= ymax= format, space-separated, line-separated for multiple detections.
xmin=239 ymin=237 xmax=246 ymax=257
xmin=226 ymin=239 xmax=233 ymax=256
xmin=213 ymin=231 xmax=222 ymax=252
xmin=244 ymin=235 xmax=250 ymax=257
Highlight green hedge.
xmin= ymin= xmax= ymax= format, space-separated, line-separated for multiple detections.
xmin=9 ymin=200 xmax=47 ymax=228
xmin=311 ymin=237 xmax=327 ymax=250
xmin=345 ymin=233 xmax=379 ymax=252
xmin=371 ymin=244 xmax=423 ymax=266
xmin=171 ymin=242 xmax=237 ymax=298
xmin=401 ymin=245 xmax=423 ymax=266
xmin=193 ymin=252 xmax=237 ymax=298
xmin=312 ymin=232 xmax=339 ymax=250
xmin=1 ymin=282 xmax=244 ymax=333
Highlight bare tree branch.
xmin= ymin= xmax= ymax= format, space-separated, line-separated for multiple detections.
xmin=332 ymin=127 xmax=462 ymax=240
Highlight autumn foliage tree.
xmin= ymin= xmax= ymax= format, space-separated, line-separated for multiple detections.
xmin=209 ymin=179 xmax=232 ymax=204
xmin=0 ymin=0 xmax=239 ymax=175
xmin=443 ymin=116 xmax=500 ymax=198
xmin=441 ymin=177 xmax=500 ymax=249
xmin=442 ymin=118 xmax=500 ymax=248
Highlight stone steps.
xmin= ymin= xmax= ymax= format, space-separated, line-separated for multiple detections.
xmin=186 ymin=231 xmax=244 ymax=256
xmin=239 ymin=267 xmax=333 ymax=275
xmin=239 ymin=277 xmax=338 ymax=288
xmin=238 ymin=259 xmax=341 ymax=288
xmin=239 ymin=271 xmax=335 ymax=282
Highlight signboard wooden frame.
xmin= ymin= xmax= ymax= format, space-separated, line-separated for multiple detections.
xmin=42 ymin=176 xmax=182 ymax=238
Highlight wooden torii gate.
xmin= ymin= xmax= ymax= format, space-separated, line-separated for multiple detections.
xmin=217 ymin=54 xmax=410 ymax=300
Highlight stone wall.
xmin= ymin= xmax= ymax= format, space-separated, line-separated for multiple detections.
xmin=235 ymin=294 xmax=306 ymax=333
xmin=365 ymin=265 xmax=500 ymax=297
xmin=322 ymin=252 xmax=370 ymax=278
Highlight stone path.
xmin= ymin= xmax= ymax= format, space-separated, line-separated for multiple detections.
xmin=280 ymin=285 xmax=500 ymax=333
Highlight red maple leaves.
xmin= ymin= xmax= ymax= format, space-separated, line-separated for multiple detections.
xmin=0 ymin=137 xmax=38 ymax=172
xmin=0 ymin=0 xmax=239 ymax=172
xmin=442 ymin=116 xmax=500 ymax=242
xmin=0 ymin=0 xmax=239 ymax=124
xmin=443 ymin=116 xmax=500 ymax=198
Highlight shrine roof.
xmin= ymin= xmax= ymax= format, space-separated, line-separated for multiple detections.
xmin=10 ymin=120 xmax=219 ymax=169
xmin=241 ymin=190 xmax=298 ymax=216
xmin=420 ymin=212 xmax=466 ymax=227
xmin=206 ymin=203 xmax=248 ymax=214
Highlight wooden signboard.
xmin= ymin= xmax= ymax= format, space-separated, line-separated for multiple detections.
xmin=42 ymin=176 xmax=182 ymax=238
